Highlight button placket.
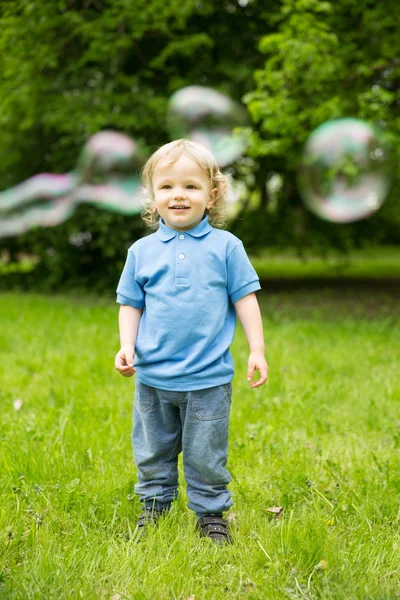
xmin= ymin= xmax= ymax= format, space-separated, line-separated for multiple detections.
xmin=176 ymin=233 xmax=190 ymax=284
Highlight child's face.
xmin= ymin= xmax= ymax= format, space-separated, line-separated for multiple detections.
xmin=152 ymin=154 xmax=218 ymax=231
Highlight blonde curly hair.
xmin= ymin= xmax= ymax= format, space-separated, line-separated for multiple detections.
xmin=140 ymin=139 xmax=229 ymax=229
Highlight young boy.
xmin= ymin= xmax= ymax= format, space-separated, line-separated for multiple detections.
xmin=115 ymin=139 xmax=268 ymax=544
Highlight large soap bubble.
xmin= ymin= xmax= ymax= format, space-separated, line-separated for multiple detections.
xmin=75 ymin=130 xmax=145 ymax=188
xmin=167 ymin=86 xmax=249 ymax=168
xmin=0 ymin=131 xmax=147 ymax=238
xmin=298 ymin=118 xmax=393 ymax=223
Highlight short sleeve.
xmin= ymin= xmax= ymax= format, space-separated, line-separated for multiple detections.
xmin=116 ymin=249 xmax=145 ymax=309
xmin=227 ymin=242 xmax=261 ymax=304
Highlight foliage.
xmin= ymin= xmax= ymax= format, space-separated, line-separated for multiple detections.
xmin=246 ymin=0 xmax=400 ymax=164
xmin=0 ymin=0 xmax=267 ymax=184
xmin=0 ymin=0 xmax=269 ymax=291
xmin=243 ymin=0 xmax=400 ymax=248
xmin=0 ymin=0 xmax=399 ymax=292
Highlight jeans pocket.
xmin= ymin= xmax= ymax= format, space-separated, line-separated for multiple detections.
xmin=134 ymin=382 xmax=155 ymax=413
xmin=192 ymin=383 xmax=232 ymax=421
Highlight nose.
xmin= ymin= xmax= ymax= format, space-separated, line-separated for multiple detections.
xmin=173 ymin=186 xmax=187 ymax=199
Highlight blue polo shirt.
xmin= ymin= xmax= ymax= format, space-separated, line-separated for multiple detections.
xmin=116 ymin=215 xmax=261 ymax=391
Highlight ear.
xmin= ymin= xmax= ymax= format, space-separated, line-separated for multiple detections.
xmin=207 ymin=187 xmax=218 ymax=209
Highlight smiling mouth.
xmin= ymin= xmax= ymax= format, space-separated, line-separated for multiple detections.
xmin=169 ymin=207 xmax=190 ymax=211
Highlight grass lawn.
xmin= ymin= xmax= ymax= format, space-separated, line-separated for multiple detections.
xmin=0 ymin=289 xmax=400 ymax=599
xmin=250 ymin=246 xmax=400 ymax=280
xmin=1 ymin=246 xmax=400 ymax=281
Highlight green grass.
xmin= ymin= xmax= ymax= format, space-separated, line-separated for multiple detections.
xmin=0 ymin=257 xmax=40 ymax=276
xmin=250 ymin=245 xmax=400 ymax=279
xmin=1 ymin=245 xmax=400 ymax=280
xmin=1 ymin=289 xmax=400 ymax=599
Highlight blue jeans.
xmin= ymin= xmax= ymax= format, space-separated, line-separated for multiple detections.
xmin=132 ymin=380 xmax=233 ymax=516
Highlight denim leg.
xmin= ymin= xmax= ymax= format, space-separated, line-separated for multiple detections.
xmin=132 ymin=381 xmax=182 ymax=507
xmin=181 ymin=383 xmax=234 ymax=516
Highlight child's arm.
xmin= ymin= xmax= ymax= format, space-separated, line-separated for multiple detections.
xmin=234 ymin=292 xmax=269 ymax=388
xmin=115 ymin=304 xmax=143 ymax=377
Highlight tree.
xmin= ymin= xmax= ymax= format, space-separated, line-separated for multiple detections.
xmin=242 ymin=0 xmax=400 ymax=250
xmin=0 ymin=0 xmax=271 ymax=291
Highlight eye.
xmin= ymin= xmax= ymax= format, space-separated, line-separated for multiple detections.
xmin=161 ymin=184 xmax=171 ymax=189
xmin=186 ymin=184 xmax=196 ymax=189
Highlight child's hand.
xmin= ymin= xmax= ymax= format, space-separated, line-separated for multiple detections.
xmin=247 ymin=351 xmax=269 ymax=388
xmin=115 ymin=345 xmax=136 ymax=377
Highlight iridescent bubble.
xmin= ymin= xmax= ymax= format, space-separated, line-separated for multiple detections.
xmin=76 ymin=130 xmax=146 ymax=187
xmin=298 ymin=118 xmax=393 ymax=223
xmin=167 ymin=86 xmax=249 ymax=168
xmin=0 ymin=131 xmax=146 ymax=239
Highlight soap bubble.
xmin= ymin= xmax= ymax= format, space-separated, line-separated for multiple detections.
xmin=167 ymin=86 xmax=249 ymax=168
xmin=0 ymin=131 xmax=146 ymax=239
xmin=75 ymin=130 xmax=145 ymax=187
xmin=298 ymin=118 xmax=392 ymax=223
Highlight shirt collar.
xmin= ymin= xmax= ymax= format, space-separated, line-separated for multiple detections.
xmin=156 ymin=215 xmax=213 ymax=242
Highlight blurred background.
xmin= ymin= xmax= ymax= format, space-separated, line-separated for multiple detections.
xmin=0 ymin=0 xmax=399 ymax=293
xmin=1 ymin=6 xmax=400 ymax=596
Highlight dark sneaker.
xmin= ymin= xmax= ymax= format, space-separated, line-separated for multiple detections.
xmin=133 ymin=506 xmax=168 ymax=540
xmin=197 ymin=514 xmax=232 ymax=545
